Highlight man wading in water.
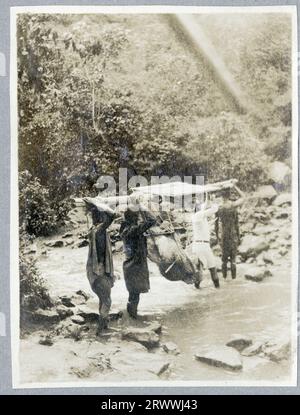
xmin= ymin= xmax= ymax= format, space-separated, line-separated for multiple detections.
xmin=84 ymin=198 xmax=116 ymax=332
xmin=215 ymin=184 xmax=245 ymax=280
xmin=192 ymin=196 xmax=220 ymax=289
xmin=120 ymin=202 xmax=157 ymax=319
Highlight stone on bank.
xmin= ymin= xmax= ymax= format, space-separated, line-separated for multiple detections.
xmin=195 ymin=346 xmax=243 ymax=371
xmin=121 ymin=327 xmax=160 ymax=349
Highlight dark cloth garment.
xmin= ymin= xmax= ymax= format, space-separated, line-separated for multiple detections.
xmin=222 ymin=254 xmax=237 ymax=279
xmin=127 ymin=292 xmax=140 ymax=318
xmin=216 ymin=203 xmax=239 ymax=279
xmin=221 ymin=241 xmax=237 ymax=263
xmin=86 ymin=212 xmax=115 ymax=289
xmin=216 ymin=204 xmax=240 ymax=258
xmin=120 ymin=210 xmax=156 ymax=294
xmin=128 ymin=292 xmax=140 ymax=304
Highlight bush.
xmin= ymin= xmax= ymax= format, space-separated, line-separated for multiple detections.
xmin=19 ymin=171 xmax=57 ymax=236
xmin=19 ymin=229 xmax=53 ymax=313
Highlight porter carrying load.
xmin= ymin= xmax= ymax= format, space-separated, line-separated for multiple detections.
xmin=72 ymin=179 xmax=237 ymax=285
xmin=131 ymin=180 xmax=236 ymax=285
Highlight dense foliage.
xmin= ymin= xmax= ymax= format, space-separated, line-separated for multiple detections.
xmin=19 ymin=170 xmax=57 ymax=236
xmin=20 ymin=229 xmax=53 ymax=313
xmin=17 ymin=13 xmax=292 ymax=314
xmin=18 ymin=13 xmax=292 ymax=231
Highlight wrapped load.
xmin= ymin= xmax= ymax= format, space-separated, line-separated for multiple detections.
xmin=145 ymin=221 xmax=196 ymax=285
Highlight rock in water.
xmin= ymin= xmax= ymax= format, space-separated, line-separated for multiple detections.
xmin=149 ymin=361 xmax=170 ymax=376
xmin=226 ymin=336 xmax=253 ymax=352
xmin=121 ymin=327 xmax=160 ymax=349
xmin=241 ymin=342 xmax=264 ymax=357
xmin=244 ymin=266 xmax=270 ymax=282
xmin=195 ymin=346 xmax=243 ymax=372
xmin=263 ymin=269 xmax=273 ymax=277
xmin=239 ymin=235 xmax=269 ymax=260
xmin=163 ymin=342 xmax=180 ymax=355
xmin=262 ymin=341 xmax=291 ymax=362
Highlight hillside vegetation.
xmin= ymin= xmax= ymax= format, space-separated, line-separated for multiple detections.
xmin=18 ymin=13 xmax=292 ymax=236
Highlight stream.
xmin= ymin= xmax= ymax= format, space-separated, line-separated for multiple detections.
xmin=161 ymin=269 xmax=293 ymax=383
xmin=22 ymin=239 xmax=294 ymax=385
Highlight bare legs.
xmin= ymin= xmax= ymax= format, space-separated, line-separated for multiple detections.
xmin=194 ymin=261 xmax=219 ymax=289
xmin=92 ymin=277 xmax=112 ymax=332
xmin=209 ymin=267 xmax=220 ymax=288
xmin=194 ymin=260 xmax=203 ymax=289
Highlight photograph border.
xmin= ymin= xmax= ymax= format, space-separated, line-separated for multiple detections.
xmin=8 ymin=3 xmax=299 ymax=390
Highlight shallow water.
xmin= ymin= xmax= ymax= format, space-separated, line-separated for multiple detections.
xmin=33 ymin=239 xmax=294 ymax=385
xmin=161 ymin=269 xmax=293 ymax=383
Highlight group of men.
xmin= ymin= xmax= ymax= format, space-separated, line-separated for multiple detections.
xmin=84 ymin=184 xmax=244 ymax=332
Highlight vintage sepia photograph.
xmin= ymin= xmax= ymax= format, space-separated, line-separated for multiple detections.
xmin=10 ymin=5 xmax=298 ymax=388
